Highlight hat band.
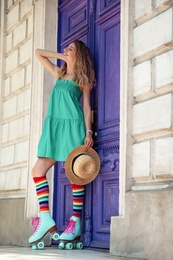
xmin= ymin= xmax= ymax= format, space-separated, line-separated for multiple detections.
xmin=72 ymin=153 xmax=86 ymax=177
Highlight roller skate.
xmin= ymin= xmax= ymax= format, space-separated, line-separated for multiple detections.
xmin=29 ymin=212 xmax=59 ymax=250
xmin=58 ymin=216 xmax=83 ymax=250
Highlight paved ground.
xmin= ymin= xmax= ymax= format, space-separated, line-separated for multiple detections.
xmin=0 ymin=246 xmax=138 ymax=260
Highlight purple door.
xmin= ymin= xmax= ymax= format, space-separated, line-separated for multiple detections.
xmin=53 ymin=0 xmax=120 ymax=249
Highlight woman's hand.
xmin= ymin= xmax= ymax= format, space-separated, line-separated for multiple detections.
xmin=84 ymin=134 xmax=94 ymax=150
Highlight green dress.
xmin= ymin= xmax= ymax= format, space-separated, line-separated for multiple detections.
xmin=37 ymin=79 xmax=86 ymax=161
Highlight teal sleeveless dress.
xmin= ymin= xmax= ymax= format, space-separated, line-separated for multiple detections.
xmin=37 ymin=79 xmax=86 ymax=161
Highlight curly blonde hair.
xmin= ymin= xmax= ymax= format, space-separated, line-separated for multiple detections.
xmin=58 ymin=40 xmax=96 ymax=89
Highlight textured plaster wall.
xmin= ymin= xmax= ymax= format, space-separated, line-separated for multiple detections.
xmin=0 ymin=199 xmax=30 ymax=246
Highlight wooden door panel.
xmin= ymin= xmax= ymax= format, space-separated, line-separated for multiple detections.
xmin=91 ymin=144 xmax=119 ymax=248
xmin=95 ymin=176 xmax=119 ymax=228
xmin=96 ymin=7 xmax=120 ymax=133
xmin=90 ymin=0 xmax=120 ymax=248
xmin=98 ymin=0 xmax=120 ymax=15
xmin=58 ymin=0 xmax=88 ymax=46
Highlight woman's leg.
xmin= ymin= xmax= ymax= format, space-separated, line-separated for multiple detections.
xmin=32 ymin=157 xmax=56 ymax=213
xmin=72 ymin=184 xmax=85 ymax=218
xmin=58 ymin=184 xmax=85 ymax=246
xmin=29 ymin=158 xmax=57 ymax=245
xmin=32 ymin=157 xmax=56 ymax=177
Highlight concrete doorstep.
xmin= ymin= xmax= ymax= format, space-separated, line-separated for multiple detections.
xmin=0 ymin=246 xmax=139 ymax=260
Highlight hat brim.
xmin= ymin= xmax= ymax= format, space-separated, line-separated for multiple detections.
xmin=65 ymin=145 xmax=101 ymax=185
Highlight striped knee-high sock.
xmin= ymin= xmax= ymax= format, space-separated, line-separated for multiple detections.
xmin=33 ymin=176 xmax=49 ymax=212
xmin=72 ymin=184 xmax=85 ymax=218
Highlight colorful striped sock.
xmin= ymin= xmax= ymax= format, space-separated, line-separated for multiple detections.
xmin=72 ymin=184 xmax=85 ymax=218
xmin=33 ymin=176 xmax=49 ymax=212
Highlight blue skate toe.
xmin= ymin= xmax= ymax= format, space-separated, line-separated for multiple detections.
xmin=29 ymin=212 xmax=57 ymax=244
xmin=59 ymin=216 xmax=81 ymax=241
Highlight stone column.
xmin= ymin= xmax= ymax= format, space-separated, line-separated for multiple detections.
xmin=25 ymin=0 xmax=57 ymax=218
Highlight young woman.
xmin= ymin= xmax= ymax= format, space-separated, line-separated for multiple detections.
xmin=28 ymin=40 xmax=95 ymax=247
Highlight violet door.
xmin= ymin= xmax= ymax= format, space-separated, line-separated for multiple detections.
xmin=53 ymin=0 xmax=120 ymax=249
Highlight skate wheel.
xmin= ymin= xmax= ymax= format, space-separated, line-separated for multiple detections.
xmin=37 ymin=241 xmax=44 ymax=249
xmin=66 ymin=242 xmax=73 ymax=250
xmin=76 ymin=242 xmax=83 ymax=249
xmin=58 ymin=242 xmax=65 ymax=250
xmin=52 ymin=232 xmax=59 ymax=240
xmin=32 ymin=244 xmax=37 ymax=250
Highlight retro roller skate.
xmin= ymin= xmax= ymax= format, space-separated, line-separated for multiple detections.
xmin=29 ymin=212 xmax=59 ymax=250
xmin=58 ymin=216 xmax=83 ymax=250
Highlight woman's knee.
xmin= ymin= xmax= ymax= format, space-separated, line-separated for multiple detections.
xmin=31 ymin=165 xmax=44 ymax=177
xmin=31 ymin=158 xmax=56 ymax=177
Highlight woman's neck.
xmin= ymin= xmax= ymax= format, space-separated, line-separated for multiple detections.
xmin=64 ymin=64 xmax=75 ymax=80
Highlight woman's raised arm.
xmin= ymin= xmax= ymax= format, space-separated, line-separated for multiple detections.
xmin=35 ymin=49 xmax=67 ymax=78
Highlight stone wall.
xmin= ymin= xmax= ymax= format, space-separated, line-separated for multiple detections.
xmin=0 ymin=0 xmax=33 ymax=246
xmin=0 ymin=0 xmax=57 ymax=245
xmin=0 ymin=0 xmax=33 ymax=198
xmin=111 ymin=1 xmax=173 ymax=259
xmin=132 ymin=0 xmax=173 ymax=188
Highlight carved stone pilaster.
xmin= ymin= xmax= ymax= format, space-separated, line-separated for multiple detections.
xmin=25 ymin=0 xmax=57 ymax=218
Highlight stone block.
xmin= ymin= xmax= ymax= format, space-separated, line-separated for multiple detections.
xmin=27 ymin=15 xmax=33 ymax=36
xmin=20 ymin=0 xmax=32 ymax=19
xmin=5 ymin=169 xmax=20 ymax=190
xmin=22 ymin=115 xmax=30 ymax=136
xmin=133 ymin=94 xmax=172 ymax=135
xmin=0 ymin=173 xmax=6 ymax=190
xmin=19 ymin=39 xmax=32 ymax=64
xmin=19 ymin=167 xmax=27 ymax=189
xmin=2 ymin=123 xmax=9 ymax=143
xmin=5 ymin=50 xmax=18 ymax=74
xmin=3 ymin=97 xmax=17 ymax=120
xmin=7 ymin=4 xmax=19 ymax=30
xmin=1 ymin=145 xmax=14 ymax=166
xmin=0 ymin=199 xmax=31 ymax=246
xmin=13 ymin=21 xmax=26 ymax=47
xmin=132 ymin=141 xmax=150 ymax=178
xmin=15 ymin=141 xmax=28 ymax=163
xmin=11 ymin=69 xmax=25 ymax=92
xmin=4 ymin=77 xmax=11 ymax=97
xmin=17 ymin=88 xmax=31 ymax=114
xmin=25 ymin=63 xmax=32 ymax=84
xmin=154 ymin=137 xmax=173 ymax=176
xmin=156 ymin=0 xmax=172 ymax=9
xmin=134 ymin=0 xmax=152 ymax=20
xmin=7 ymin=0 xmax=13 ymax=9
xmin=156 ymin=0 xmax=166 ymax=6
xmin=133 ymin=60 xmax=151 ymax=97
xmin=9 ymin=118 xmax=23 ymax=141
xmin=110 ymin=190 xmax=173 ymax=260
xmin=134 ymin=8 xmax=172 ymax=58
xmin=155 ymin=49 xmax=173 ymax=88
xmin=6 ymin=33 xmax=12 ymax=53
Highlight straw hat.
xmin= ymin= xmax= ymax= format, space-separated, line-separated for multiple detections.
xmin=65 ymin=145 xmax=101 ymax=185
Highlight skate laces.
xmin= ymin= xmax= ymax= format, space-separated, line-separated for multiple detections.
xmin=64 ymin=219 xmax=76 ymax=234
xmin=31 ymin=216 xmax=41 ymax=234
